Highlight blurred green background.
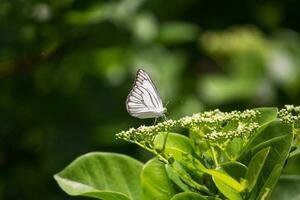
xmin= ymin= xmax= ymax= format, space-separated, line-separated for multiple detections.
xmin=1 ymin=0 xmax=300 ymax=199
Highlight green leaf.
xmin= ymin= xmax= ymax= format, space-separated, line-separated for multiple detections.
xmin=54 ymin=152 xmax=143 ymax=200
xmin=166 ymin=160 xmax=214 ymax=195
xmin=254 ymin=107 xmax=278 ymax=127
xmin=226 ymin=138 xmax=244 ymax=159
xmin=141 ymin=158 xmax=176 ymax=200
xmin=283 ymin=150 xmax=300 ymax=175
xmin=181 ymin=154 xmax=245 ymax=192
xmin=239 ymin=121 xmax=293 ymax=199
xmin=236 ymin=108 xmax=277 ymax=160
xmin=170 ymin=192 xmax=207 ymax=200
xmin=211 ymin=161 xmax=246 ymax=200
xmin=165 ymin=162 xmax=192 ymax=192
xmin=213 ymin=176 xmax=242 ymax=200
xmin=257 ymin=164 xmax=283 ymax=200
xmin=289 ymin=147 xmax=300 ymax=159
xmin=221 ymin=161 xmax=247 ymax=182
xmin=208 ymin=169 xmax=245 ymax=192
xmin=239 ymin=120 xmax=291 ymax=162
xmin=271 ymin=175 xmax=300 ymax=200
xmin=154 ymin=132 xmax=193 ymax=161
xmin=245 ymin=147 xmax=270 ymax=192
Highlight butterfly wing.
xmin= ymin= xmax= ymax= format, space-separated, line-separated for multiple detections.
xmin=126 ymin=69 xmax=165 ymax=119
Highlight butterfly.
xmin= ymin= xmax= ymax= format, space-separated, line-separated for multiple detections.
xmin=126 ymin=69 xmax=167 ymax=122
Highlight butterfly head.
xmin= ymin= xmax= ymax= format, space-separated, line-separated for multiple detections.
xmin=159 ymin=107 xmax=167 ymax=117
xmin=156 ymin=107 xmax=167 ymax=118
xmin=161 ymin=107 xmax=168 ymax=121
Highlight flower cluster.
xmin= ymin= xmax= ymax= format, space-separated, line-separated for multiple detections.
xmin=203 ymin=122 xmax=259 ymax=141
xmin=279 ymin=105 xmax=300 ymax=125
xmin=116 ymin=119 xmax=177 ymax=148
xmin=179 ymin=109 xmax=260 ymax=142
xmin=180 ymin=109 xmax=259 ymax=127
xmin=117 ymin=109 xmax=260 ymax=146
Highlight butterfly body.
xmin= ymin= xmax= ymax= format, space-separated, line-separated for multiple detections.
xmin=126 ymin=69 xmax=167 ymax=119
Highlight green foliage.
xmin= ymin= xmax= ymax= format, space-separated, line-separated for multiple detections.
xmin=2 ymin=0 xmax=300 ymax=199
xmin=271 ymin=175 xmax=300 ymax=200
xmin=153 ymin=132 xmax=193 ymax=161
xmin=245 ymin=147 xmax=270 ymax=193
xmin=170 ymin=192 xmax=208 ymax=200
xmin=55 ymin=106 xmax=300 ymax=200
xmin=212 ymin=176 xmax=242 ymax=200
xmin=54 ymin=152 xmax=143 ymax=200
xmin=199 ymin=27 xmax=300 ymax=105
xmin=141 ymin=158 xmax=175 ymax=200
xmin=220 ymin=162 xmax=247 ymax=183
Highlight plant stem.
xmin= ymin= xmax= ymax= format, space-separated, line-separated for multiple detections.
xmin=292 ymin=124 xmax=300 ymax=145
xmin=162 ymin=131 xmax=169 ymax=155
xmin=132 ymin=141 xmax=169 ymax=164
xmin=208 ymin=142 xmax=219 ymax=167
xmin=216 ymin=143 xmax=232 ymax=161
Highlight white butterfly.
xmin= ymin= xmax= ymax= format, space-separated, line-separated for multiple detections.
xmin=126 ymin=69 xmax=167 ymax=121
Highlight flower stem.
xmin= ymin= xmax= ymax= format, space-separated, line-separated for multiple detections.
xmin=162 ymin=131 xmax=169 ymax=155
xmin=208 ymin=142 xmax=219 ymax=167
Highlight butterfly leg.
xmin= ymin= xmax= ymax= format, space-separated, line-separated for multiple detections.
xmin=154 ymin=117 xmax=158 ymax=125
xmin=162 ymin=114 xmax=168 ymax=121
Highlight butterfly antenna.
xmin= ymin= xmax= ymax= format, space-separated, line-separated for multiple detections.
xmin=165 ymin=100 xmax=170 ymax=107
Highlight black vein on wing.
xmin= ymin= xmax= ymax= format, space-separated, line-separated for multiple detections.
xmin=140 ymin=85 xmax=159 ymax=109
xmin=136 ymin=71 xmax=161 ymax=108
xmin=126 ymin=69 xmax=163 ymax=116
xmin=136 ymin=77 xmax=158 ymax=109
xmin=127 ymin=88 xmax=148 ymax=111
xmin=138 ymin=70 xmax=163 ymax=105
